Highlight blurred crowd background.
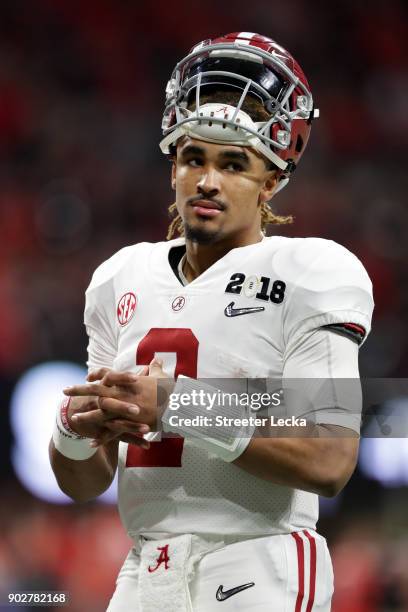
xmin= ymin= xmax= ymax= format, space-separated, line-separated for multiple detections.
xmin=0 ymin=0 xmax=407 ymax=610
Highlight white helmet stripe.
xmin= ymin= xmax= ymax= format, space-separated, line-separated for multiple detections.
xmin=236 ymin=32 xmax=257 ymax=45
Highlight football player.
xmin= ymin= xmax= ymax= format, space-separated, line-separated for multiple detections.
xmin=50 ymin=32 xmax=374 ymax=611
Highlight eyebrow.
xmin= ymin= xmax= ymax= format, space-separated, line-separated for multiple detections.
xmin=218 ymin=150 xmax=250 ymax=165
xmin=180 ymin=144 xmax=250 ymax=166
xmin=179 ymin=144 xmax=206 ymax=158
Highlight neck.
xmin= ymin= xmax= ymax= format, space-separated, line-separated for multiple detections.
xmin=183 ymin=227 xmax=264 ymax=283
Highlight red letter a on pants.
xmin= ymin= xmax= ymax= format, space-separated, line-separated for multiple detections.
xmin=148 ymin=545 xmax=170 ymax=573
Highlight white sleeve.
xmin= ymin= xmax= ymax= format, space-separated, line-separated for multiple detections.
xmin=84 ymin=285 xmax=117 ymax=373
xmin=83 ymin=242 xmax=150 ymax=373
xmin=282 ymin=238 xmax=374 ymax=352
xmin=83 ymin=255 xmax=123 ymax=373
xmin=282 ymin=327 xmax=362 ymax=432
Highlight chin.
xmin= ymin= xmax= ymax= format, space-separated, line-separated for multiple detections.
xmin=184 ymin=222 xmax=222 ymax=245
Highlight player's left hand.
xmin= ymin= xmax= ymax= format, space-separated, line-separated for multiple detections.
xmin=63 ymin=359 xmax=172 ymax=446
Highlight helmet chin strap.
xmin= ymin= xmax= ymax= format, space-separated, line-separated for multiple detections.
xmin=274 ymin=177 xmax=290 ymax=193
xmin=160 ymin=103 xmax=289 ymax=176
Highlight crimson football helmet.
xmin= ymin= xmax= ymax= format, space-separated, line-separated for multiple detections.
xmin=160 ymin=32 xmax=319 ymax=190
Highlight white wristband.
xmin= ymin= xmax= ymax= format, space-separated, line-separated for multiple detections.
xmin=52 ymin=397 xmax=97 ymax=461
xmin=161 ymin=376 xmax=253 ymax=462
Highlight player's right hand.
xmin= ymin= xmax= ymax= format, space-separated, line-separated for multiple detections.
xmin=67 ymin=395 xmax=150 ymax=449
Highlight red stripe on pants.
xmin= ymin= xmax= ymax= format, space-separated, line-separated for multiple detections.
xmin=304 ymin=530 xmax=317 ymax=612
xmin=291 ymin=532 xmax=305 ymax=612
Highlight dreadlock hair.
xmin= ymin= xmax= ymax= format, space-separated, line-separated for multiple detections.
xmin=166 ymin=89 xmax=293 ymax=240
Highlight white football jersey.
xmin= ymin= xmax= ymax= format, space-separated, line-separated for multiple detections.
xmin=84 ymin=236 xmax=373 ymax=539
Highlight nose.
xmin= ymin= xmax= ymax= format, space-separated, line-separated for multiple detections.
xmin=197 ymin=166 xmax=221 ymax=197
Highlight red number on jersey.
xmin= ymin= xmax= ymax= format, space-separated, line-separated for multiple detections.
xmin=125 ymin=328 xmax=198 ymax=468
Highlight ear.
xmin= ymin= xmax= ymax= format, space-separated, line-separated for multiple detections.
xmin=259 ymin=171 xmax=278 ymax=205
xmin=171 ymin=160 xmax=176 ymax=191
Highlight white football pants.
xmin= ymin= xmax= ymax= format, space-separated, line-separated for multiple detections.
xmin=107 ymin=530 xmax=334 ymax=611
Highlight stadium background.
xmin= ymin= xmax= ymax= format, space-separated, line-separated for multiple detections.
xmin=0 ymin=0 xmax=407 ymax=610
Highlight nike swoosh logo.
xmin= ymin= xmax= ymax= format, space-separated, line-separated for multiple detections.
xmin=216 ymin=582 xmax=255 ymax=601
xmin=224 ymin=301 xmax=265 ymax=317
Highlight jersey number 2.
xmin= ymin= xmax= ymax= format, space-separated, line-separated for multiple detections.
xmin=125 ymin=328 xmax=198 ymax=468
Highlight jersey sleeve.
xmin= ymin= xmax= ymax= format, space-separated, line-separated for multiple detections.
xmin=83 ymin=245 xmax=136 ymax=372
xmin=282 ymin=238 xmax=374 ymax=353
xmin=282 ymin=328 xmax=362 ymax=432
xmin=84 ymin=283 xmax=117 ymax=373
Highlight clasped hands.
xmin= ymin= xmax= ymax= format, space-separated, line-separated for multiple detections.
xmin=63 ymin=359 xmax=172 ymax=449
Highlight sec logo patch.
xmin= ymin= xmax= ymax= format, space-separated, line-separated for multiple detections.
xmin=117 ymin=292 xmax=137 ymax=326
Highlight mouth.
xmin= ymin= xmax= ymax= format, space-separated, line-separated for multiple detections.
xmin=189 ymin=199 xmax=224 ymax=218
